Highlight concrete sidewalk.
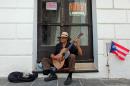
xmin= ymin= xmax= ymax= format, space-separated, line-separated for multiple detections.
xmin=0 ymin=78 xmax=130 ymax=86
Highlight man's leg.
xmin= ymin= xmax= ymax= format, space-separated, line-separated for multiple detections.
xmin=41 ymin=58 xmax=57 ymax=81
xmin=41 ymin=58 xmax=51 ymax=75
xmin=44 ymin=67 xmax=57 ymax=81
xmin=64 ymin=54 xmax=76 ymax=85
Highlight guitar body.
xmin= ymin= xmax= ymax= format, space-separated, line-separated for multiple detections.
xmin=52 ymin=59 xmax=65 ymax=70
xmin=52 ymin=51 xmax=70 ymax=69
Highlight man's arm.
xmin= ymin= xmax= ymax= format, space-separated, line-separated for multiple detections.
xmin=74 ymin=39 xmax=83 ymax=56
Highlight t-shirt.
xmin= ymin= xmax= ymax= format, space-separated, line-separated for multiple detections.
xmin=54 ymin=42 xmax=78 ymax=55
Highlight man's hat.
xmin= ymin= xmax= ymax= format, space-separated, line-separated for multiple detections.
xmin=58 ymin=32 xmax=68 ymax=38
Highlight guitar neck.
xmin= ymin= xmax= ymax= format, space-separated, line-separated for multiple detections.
xmin=67 ymin=35 xmax=81 ymax=50
xmin=67 ymin=41 xmax=74 ymax=50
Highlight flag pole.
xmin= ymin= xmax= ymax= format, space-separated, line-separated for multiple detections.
xmin=106 ymin=42 xmax=111 ymax=79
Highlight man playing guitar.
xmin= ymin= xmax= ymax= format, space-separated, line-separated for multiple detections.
xmin=41 ymin=32 xmax=82 ymax=85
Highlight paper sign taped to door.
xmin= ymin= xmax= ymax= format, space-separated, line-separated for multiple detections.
xmin=69 ymin=2 xmax=86 ymax=16
xmin=46 ymin=2 xmax=57 ymax=10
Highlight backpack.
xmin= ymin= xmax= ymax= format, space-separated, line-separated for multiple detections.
xmin=8 ymin=71 xmax=38 ymax=83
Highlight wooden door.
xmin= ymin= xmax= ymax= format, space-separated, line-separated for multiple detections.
xmin=37 ymin=0 xmax=93 ymax=69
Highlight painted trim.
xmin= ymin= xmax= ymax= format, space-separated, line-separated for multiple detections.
xmin=32 ymin=0 xmax=37 ymax=70
xmin=92 ymin=0 xmax=98 ymax=69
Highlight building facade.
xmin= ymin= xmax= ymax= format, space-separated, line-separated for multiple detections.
xmin=0 ymin=0 xmax=130 ymax=79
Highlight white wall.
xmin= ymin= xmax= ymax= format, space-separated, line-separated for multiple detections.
xmin=0 ymin=0 xmax=34 ymax=77
xmin=95 ymin=0 xmax=130 ymax=78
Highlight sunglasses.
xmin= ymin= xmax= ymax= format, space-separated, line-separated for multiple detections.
xmin=60 ymin=37 xmax=68 ymax=39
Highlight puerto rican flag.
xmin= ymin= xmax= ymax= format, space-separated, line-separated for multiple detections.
xmin=110 ymin=41 xmax=130 ymax=61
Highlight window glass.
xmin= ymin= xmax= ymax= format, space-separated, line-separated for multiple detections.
xmin=67 ymin=0 xmax=88 ymax=24
xmin=42 ymin=1 xmax=60 ymax=23
xmin=41 ymin=26 xmax=88 ymax=46
xmin=42 ymin=0 xmax=88 ymax=24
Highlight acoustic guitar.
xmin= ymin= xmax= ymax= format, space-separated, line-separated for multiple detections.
xmin=52 ymin=33 xmax=83 ymax=69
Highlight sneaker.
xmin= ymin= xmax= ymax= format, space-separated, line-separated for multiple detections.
xmin=44 ymin=74 xmax=57 ymax=81
xmin=64 ymin=77 xmax=72 ymax=85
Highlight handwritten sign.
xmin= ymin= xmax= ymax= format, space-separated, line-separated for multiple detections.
xmin=46 ymin=2 xmax=57 ymax=10
xmin=69 ymin=2 xmax=86 ymax=16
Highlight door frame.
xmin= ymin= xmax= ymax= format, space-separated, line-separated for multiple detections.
xmin=33 ymin=0 xmax=98 ymax=72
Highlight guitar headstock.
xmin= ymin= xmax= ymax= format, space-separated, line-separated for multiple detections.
xmin=77 ymin=33 xmax=84 ymax=38
xmin=71 ymin=33 xmax=84 ymax=42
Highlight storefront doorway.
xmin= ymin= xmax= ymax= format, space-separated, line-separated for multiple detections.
xmin=37 ymin=0 xmax=95 ymax=72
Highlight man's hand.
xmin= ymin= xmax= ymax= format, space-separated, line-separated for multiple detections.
xmin=52 ymin=54 xmax=62 ymax=62
xmin=50 ymin=54 xmax=55 ymax=58
xmin=74 ymin=38 xmax=80 ymax=47
xmin=74 ymin=38 xmax=83 ymax=56
xmin=51 ymin=54 xmax=57 ymax=60
xmin=55 ymin=54 xmax=62 ymax=62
